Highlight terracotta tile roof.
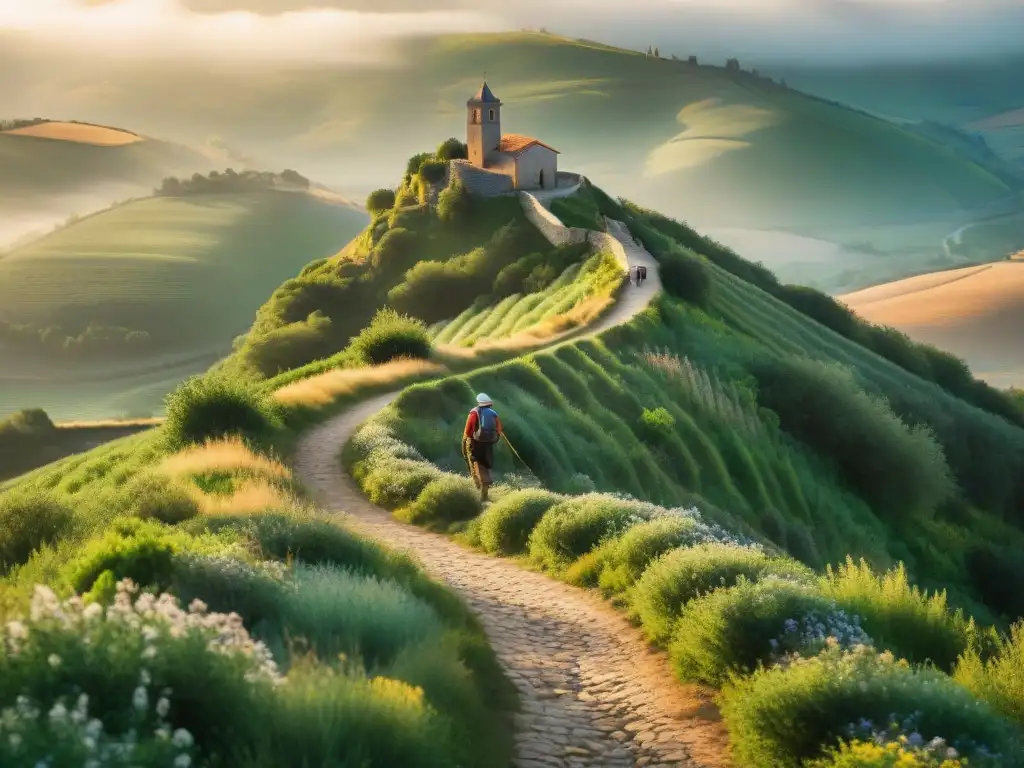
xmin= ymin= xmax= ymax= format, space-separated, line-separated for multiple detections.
xmin=498 ymin=133 xmax=560 ymax=155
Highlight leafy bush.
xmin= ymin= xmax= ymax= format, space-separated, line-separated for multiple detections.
xmin=475 ymin=489 xmax=564 ymax=555
xmin=630 ymin=544 xmax=814 ymax=645
xmin=779 ymin=284 xmax=862 ymax=339
xmin=659 ymin=248 xmax=712 ymax=307
xmin=436 ymin=138 xmax=468 ymax=161
xmin=753 ymin=358 xmax=954 ymax=520
xmin=822 ymin=558 xmax=976 ymax=670
xmin=120 ymin=474 xmax=200 ymax=525
xmin=527 ymin=494 xmax=657 ymax=572
xmin=365 ymin=188 xmax=396 ymax=214
xmin=163 ymin=376 xmax=276 ymax=449
xmin=955 ymin=620 xmax=1024 ymax=726
xmin=637 ymin=406 xmax=676 ymax=445
xmin=403 ymin=475 xmax=481 ymax=528
xmin=370 ymin=227 xmax=419 ymax=271
xmin=348 ymin=308 xmax=431 ymax=365
xmin=669 ymin=576 xmax=850 ymax=685
xmin=278 ymin=564 xmax=445 ymax=668
xmin=0 ymin=493 xmax=73 ymax=574
xmin=418 ymin=159 xmax=448 ymax=185
xmin=65 ymin=523 xmax=180 ymax=594
xmin=437 ymin=180 xmax=473 ymax=225
xmin=567 ymin=513 xmax=734 ymax=595
xmin=493 ymin=252 xmax=544 ymax=297
xmin=405 ymin=152 xmax=433 ymax=176
xmin=721 ymin=644 xmax=1021 ymax=768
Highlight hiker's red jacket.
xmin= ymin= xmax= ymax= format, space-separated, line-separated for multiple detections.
xmin=464 ymin=408 xmax=503 ymax=439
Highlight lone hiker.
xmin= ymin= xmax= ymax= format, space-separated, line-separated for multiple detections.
xmin=638 ymin=264 xmax=647 ymax=285
xmin=463 ymin=393 xmax=503 ymax=502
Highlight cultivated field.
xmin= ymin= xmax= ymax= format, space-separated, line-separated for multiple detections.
xmin=1 ymin=121 xmax=142 ymax=146
xmin=841 ymin=261 xmax=1024 ymax=387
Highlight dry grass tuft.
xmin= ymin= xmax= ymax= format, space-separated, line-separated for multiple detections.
xmin=271 ymin=358 xmax=444 ymax=408
xmin=191 ymin=478 xmax=292 ymax=516
xmin=3 ymin=121 xmax=142 ymax=146
xmin=158 ymin=437 xmax=291 ymax=479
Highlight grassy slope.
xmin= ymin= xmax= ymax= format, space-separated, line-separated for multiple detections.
xmin=0 ymin=191 xmax=367 ymax=419
xmin=47 ymin=33 xmax=1019 ymax=231
xmin=0 ymin=128 xmax=208 ymax=204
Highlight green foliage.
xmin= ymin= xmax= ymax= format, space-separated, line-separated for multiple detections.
xmin=370 ymin=227 xmax=418 ymax=271
xmin=630 ymin=544 xmax=814 ymax=645
xmin=0 ymin=493 xmax=73 ymax=574
xmin=163 ymin=376 xmax=277 ymax=449
xmin=475 ymin=489 xmax=564 ymax=555
xmin=437 ymin=180 xmax=473 ymax=225
xmin=721 ymin=644 xmax=1022 ymax=768
xmin=436 ymin=138 xmax=468 ymax=161
xmin=403 ymin=475 xmax=481 ymax=528
xmin=668 ymin=576 xmax=834 ymax=685
xmin=349 ymin=308 xmax=431 ymax=365
xmin=658 ymin=247 xmax=712 ymax=306
xmin=753 ymin=357 xmax=954 ymax=520
xmin=637 ymin=406 xmax=675 ymax=444
xmin=0 ymin=409 xmax=59 ymax=481
xmin=119 ymin=474 xmax=200 ymax=525
xmin=965 ymin=542 xmax=1024 ymax=620
xmin=366 ymin=188 xmax=396 ymax=214
xmin=158 ymin=168 xmax=305 ymax=196
xmin=405 ymin=152 xmax=433 ymax=176
xmin=527 ymin=495 xmax=657 ymax=572
xmin=64 ymin=522 xmax=180 ymax=593
xmin=778 ymin=284 xmax=862 ymax=339
xmin=823 ymin=558 xmax=977 ymax=670
xmin=418 ymin=159 xmax=448 ymax=185
xmin=807 ymin=739 xmax=968 ymax=767
xmin=955 ymin=621 xmax=1024 ymax=727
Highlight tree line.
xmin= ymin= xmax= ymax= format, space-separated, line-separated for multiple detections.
xmin=157 ymin=168 xmax=310 ymax=197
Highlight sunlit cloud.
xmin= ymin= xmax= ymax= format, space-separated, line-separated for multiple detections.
xmin=0 ymin=0 xmax=504 ymax=63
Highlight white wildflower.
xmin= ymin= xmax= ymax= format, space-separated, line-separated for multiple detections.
xmin=174 ymin=755 xmax=192 ymax=768
xmin=156 ymin=697 xmax=171 ymax=718
xmin=47 ymin=653 xmax=62 ymax=669
xmin=132 ymin=686 xmax=148 ymax=713
xmin=171 ymin=729 xmax=194 ymax=749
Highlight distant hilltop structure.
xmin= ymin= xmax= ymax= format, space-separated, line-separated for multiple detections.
xmin=450 ymin=82 xmax=561 ymax=196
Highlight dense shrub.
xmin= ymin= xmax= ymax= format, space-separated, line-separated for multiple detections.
xmin=721 ymin=644 xmax=1022 ymax=768
xmin=658 ymin=248 xmax=712 ymax=307
xmin=475 ymin=489 xmax=564 ymax=555
xmin=348 ymin=308 xmax=431 ymax=365
xmin=163 ymin=376 xmax=277 ymax=449
xmin=779 ymin=285 xmax=862 ymax=339
xmin=0 ymin=493 xmax=73 ymax=574
xmin=405 ymin=152 xmax=433 ymax=176
xmin=403 ymin=475 xmax=481 ymax=528
xmin=568 ymin=514 xmax=738 ymax=596
xmin=418 ymin=159 xmax=448 ymax=185
xmin=753 ymin=358 xmax=954 ymax=520
xmin=437 ymin=180 xmax=473 ymax=225
xmin=955 ymin=621 xmax=1024 ymax=726
xmin=65 ymin=522 xmax=180 ymax=593
xmin=823 ymin=558 xmax=977 ymax=670
xmin=669 ymin=576 xmax=856 ymax=685
xmin=637 ymin=406 xmax=676 ymax=445
xmin=527 ymin=495 xmax=658 ymax=572
xmin=121 ymin=473 xmax=200 ymax=524
xmin=436 ymin=138 xmax=468 ymax=161
xmin=630 ymin=544 xmax=814 ymax=644
xmin=365 ymin=188 xmax=396 ymax=214
xmin=965 ymin=542 xmax=1024 ymax=619
xmin=370 ymin=227 xmax=418 ymax=271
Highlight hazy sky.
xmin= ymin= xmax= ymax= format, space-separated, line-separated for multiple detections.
xmin=1 ymin=0 xmax=1022 ymax=64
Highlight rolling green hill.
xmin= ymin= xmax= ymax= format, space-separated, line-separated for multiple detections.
xmin=0 ymin=183 xmax=367 ymax=419
xmin=30 ymin=33 xmax=1021 ymax=233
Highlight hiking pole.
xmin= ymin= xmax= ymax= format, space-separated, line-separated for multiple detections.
xmin=501 ymin=433 xmax=536 ymax=477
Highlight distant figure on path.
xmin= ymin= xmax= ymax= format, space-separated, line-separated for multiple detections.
xmin=638 ymin=265 xmax=647 ymax=285
xmin=463 ymin=393 xmax=503 ymax=502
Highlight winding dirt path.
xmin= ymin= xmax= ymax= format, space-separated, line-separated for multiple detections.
xmin=294 ymin=222 xmax=730 ymax=768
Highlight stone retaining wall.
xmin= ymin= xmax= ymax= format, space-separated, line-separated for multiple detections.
xmin=449 ymin=160 xmax=514 ymax=197
xmin=519 ymin=191 xmax=628 ymax=271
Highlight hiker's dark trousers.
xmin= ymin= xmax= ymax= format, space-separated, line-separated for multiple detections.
xmin=466 ymin=439 xmax=495 ymax=484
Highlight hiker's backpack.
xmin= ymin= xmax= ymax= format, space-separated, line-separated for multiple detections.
xmin=473 ymin=406 xmax=500 ymax=444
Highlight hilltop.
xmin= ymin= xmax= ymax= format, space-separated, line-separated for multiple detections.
xmin=3 ymin=168 xmax=1024 ymax=765
xmin=0 ymin=169 xmax=367 ymax=420
xmin=24 ymin=33 xmax=1022 ymax=238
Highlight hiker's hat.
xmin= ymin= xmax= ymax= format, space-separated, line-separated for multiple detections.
xmin=476 ymin=393 xmax=493 ymax=406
